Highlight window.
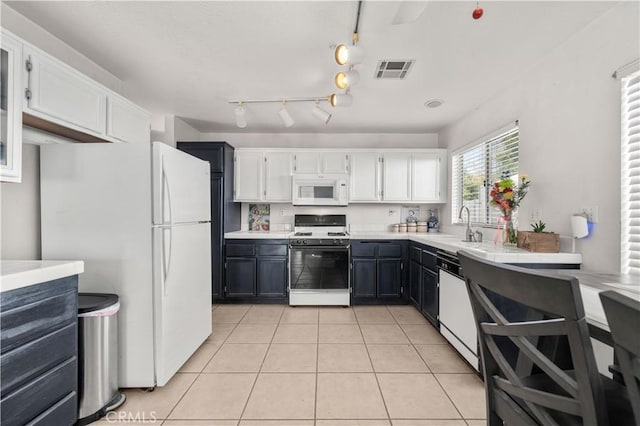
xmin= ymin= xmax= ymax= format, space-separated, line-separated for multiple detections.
xmin=451 ymin=123 xmax=519 ymax=226
xmin=621 ymin=69 xmax=640 ymax=275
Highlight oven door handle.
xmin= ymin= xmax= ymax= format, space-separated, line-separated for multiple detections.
xmin=289 ymin=245 xmax=350 ymax=251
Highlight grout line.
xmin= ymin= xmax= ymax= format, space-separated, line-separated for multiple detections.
xmin=357 ymin=306 xmax=392 ymax=423
xmin=314 ymin=308 xmax=320 ymax=426
xmin=237 ymin=305 xmax=284 ymax=421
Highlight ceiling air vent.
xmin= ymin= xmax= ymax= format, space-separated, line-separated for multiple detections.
xmin=375 ymin=59 xmax=414 ymax=80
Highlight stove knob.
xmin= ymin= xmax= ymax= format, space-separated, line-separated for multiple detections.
xmin=296 ymin=240 xmax=302 ymax=245
xmin=333 ymin=239 xmax=339 ymax=244
xmin=303 ymin=240 xmax=308 ymax=245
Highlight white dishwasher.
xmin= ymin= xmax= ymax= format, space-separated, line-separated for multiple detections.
xmin=437 ymin=250 xmax=479 ymax=371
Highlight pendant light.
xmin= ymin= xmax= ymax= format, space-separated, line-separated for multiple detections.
xmin=278 ymin=101 xmax=294 ymax=127
xmin=312 ymin=101 xmax=332 ymax=124
xmin=234 ymin=102 xmax=247 ymax=128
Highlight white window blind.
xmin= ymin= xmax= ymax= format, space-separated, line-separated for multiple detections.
xmin=621 ymin=70 xmax=640 ymax=275
xmin=452 ymin=124 xmax=519 ymax=226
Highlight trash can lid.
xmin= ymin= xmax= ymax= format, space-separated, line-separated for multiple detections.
xmin=78 ymin=293 xmax=119 ymax=314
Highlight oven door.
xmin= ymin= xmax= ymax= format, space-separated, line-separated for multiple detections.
xmin=289 ymin=246 xmax=350 ymax=291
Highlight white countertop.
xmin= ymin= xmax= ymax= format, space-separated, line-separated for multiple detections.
xmin=224 ymin=231 xmax=291 ymax=239
xmin=1 ymin=260 xmax=85 ymax=293
xmin=225 ymin=230 xmax=582 ymax=264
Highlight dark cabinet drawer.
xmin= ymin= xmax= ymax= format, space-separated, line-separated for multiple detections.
xmin=378 ymin=242 xmax=402 ymax=258
xmin=226 ymin=243 xmax=256 ymax=257
xmin=257 ymin=244 xmax=287 ymax=257
xmin=350 ymin=241 xmax=376 ymax=257
xmin=1 ymin=322 xmax=76 ymax=397
xmin=1 ymin=280 xmax=76 ymax=355
xmin=27 ymin=391 xmax=76 ymax=426
xmin=421 ymin=248 xmax=437 ymax=272
xmin=410 ymin=246 xmax=422 ymax=263
xmin=0 ymin=356 xmax=77 ymax=426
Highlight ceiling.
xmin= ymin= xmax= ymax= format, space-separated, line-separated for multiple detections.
xmin=6 ymin=1 xmax=618 ymax=134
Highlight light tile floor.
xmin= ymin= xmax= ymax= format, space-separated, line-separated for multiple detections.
xmin=97 ymin=304 xmax=486 ymax=426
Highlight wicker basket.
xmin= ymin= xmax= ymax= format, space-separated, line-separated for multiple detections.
xmin=517 ymin=231 xmax=560 ymax=253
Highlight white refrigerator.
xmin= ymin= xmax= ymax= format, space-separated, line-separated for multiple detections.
xmin=40 ymin=141 xmax=212 ymax=387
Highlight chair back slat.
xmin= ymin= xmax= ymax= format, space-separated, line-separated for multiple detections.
xmin=459 ymin=250 xmax=608 ymax=426
xmin=600 ymin=290 xmax=640 ymax=422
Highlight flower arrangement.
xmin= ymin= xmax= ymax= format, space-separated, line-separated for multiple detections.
xmin=490 ymin=175 xmax=531 ymax=244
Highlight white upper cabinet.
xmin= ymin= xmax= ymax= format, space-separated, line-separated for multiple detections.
xmin=24 ymin=45 xmax=107 ymax=135
xmin=1 ymin=31 xmax=23 ymax=183
xmin=293 ymin=152 xmax=320 ymax=173
xmin=349 ymin=152 xmax=380 ymax=202
xmin=265 ymin=152 xmax=293 ymax=202
xmin=106 ymin=95 xmax=151 ymax=143
xmin=294 ymin=151 xmax=349 ymax=174
xmin=234 ymin=151 xmax=264 ymax=201
xmin=382 ymin=152 xmax=411 ymax=201
xmin=11 ymin=33 xmax=150 ymax=144
xmin=412 ymin=152 xmax=446 ymax=202
xmin=321 ymin=152 xmax=349 ymax=174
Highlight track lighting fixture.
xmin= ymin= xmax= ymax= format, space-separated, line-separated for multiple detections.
xmin=278 ymin=102 xmax=294 ymax=128
xmin=234 ymin=102 xmax=247 ymax=128
xmin=335 ymin=69 xmax=360 ymax=90
xmin=312 ymin=102 xmax=332 ymax=124
xmin=335 ymin=44 xmax=365 ymax=66
xmin=329 ymin=93 xmax=353 ymax=107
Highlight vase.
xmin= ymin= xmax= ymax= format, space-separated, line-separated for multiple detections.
xmin=502 ymin=215 xmax=517 ymax=245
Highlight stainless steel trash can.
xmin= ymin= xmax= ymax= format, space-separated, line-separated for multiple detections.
xmin=77 ymin=293 xmax=125 ymax=425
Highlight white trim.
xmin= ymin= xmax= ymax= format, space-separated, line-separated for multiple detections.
xmin=451 ymin=121 xmax=519 ymax=156
xmin=613 ymin=58 xmax=640 ymax=80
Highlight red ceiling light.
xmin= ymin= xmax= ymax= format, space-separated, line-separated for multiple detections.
xmin=472 ymin=3 xmax=484 ymax=20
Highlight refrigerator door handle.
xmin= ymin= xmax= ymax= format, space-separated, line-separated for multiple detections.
xmin=162 ymin=159 xmax=173 ymax=225
xmin=162 ymin=227 xmax=172 ymax=296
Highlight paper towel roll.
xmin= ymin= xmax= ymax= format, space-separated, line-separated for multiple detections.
xmin=571 ymin=215 xmax=589 ymax=238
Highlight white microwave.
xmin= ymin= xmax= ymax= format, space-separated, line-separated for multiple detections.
xmin=292 ymin=174 xmax=349 ymax=206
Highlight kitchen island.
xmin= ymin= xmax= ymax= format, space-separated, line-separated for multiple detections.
xmin=0 ymin=260 xmax=84 ymax=425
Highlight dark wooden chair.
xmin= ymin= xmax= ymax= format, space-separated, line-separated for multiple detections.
xmin=458 ymin=250 xmax=634 ymax=425
xmin=599 ymin=290 xmax=640 ymax=423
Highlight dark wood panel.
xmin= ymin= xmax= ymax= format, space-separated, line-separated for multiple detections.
xmin=0 ymin=357 xmax=77 ymax=426
xmin=226 ymin=243 xmax=256 ymax=257
xmin=26 ymin=391 xmax=76 ymax=426
xmin=1 ymin=278 xmax=77 ymax=355
xmin=257 ymin=244 xmax=287 ymax=257
xmin=352 ymin=259 xmax=377 ymax=298
xmin=257 ymin=258 xmax=288 ymax=297
xmin=377 ymin=258 xmax=403 ymax=298
xmin=377 ymin=243 xmax=402 ymax=258
xmin=226 ymin=258 xmax=257 ymax=297
xmin=350 ymin=241 xmax=377 ymax=258
xmin=1 ymin=322 xmax=76 ymax=397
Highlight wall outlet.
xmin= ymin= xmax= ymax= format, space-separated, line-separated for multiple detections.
xmin=580 ymin=205 xmax=599 ymax=223
xmin=388 ymin=209 xmax=396 ymax=216
xmin=279 ymin=209 xmax=285 ymax=217
xmin=530 ymin=209 xmax=543 ymax=222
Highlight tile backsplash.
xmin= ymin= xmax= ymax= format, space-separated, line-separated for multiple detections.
xmin=240 ymin=203 xmax=442 ymax=232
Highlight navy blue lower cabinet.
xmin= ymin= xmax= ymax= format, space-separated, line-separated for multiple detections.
xmin=409 ymin=259 xmax=421 ymax=308
xmin=377 ymin=258 xmax=403 ymax=299
xmin=225 ymin=258 xmax=256 ymax=297
xmin=350 ymin=240 xmax=408 ymax=305
xmin=257 ymin=258 xmax=287 ymax=298
xmin=352 ymin=258 xmax=377 ymax=298
xmin=0 ymin=276 xmax=78 ymax=426
xmin=223 ymin=239 xmax=288 ymax=303
xmin=421 ymin=267 xmax=439 ymax=328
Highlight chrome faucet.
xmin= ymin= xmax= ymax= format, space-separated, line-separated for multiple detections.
xmin=459 ymin=206 xmax=475 ymax=242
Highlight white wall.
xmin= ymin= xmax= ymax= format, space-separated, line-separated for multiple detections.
xmin=151 ymin=115 xmax=201 ymax=147
xmin=438 ymin=2 xmax=640 ymax=272
xmin=0 ymin=144 xmax=41 ymax=259
xmin=200 ymin=132 xmax=438 ymax=149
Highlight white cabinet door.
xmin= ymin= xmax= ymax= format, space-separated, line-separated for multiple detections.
xmin=293 ymin=152 xmax=320 ymax=173
xmin=382 ymin=153 xmax=411 ymax=201
xmin=24 ymin=46 xmax=106 ymax=136
xmin=322 ymin=152 xmax=349 ymax=174
xmin=349 ymin=152 xmax=380 ymax=201
xmin=265 ymin=152 xmax=293 ymax=202
xmin=107 ymin=95 xmax=151 ymax=143
xmin=234 ymin=151 xmax=264 ymax=201
xmin=1 ymin=31 xmax=23 ymax=183
xmin=412 ymin=153 xmax=440 ymax=202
